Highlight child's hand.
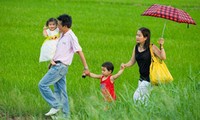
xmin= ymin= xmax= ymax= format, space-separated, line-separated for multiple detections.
xmin=82 ymin=70 xmax=90 ymax=78
xmin=43 ymin=26 xmax=48 ymax=37
xmin=43 ymin=25 xmax=48 ymax=30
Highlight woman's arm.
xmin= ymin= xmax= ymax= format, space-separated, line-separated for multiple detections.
xmin=122 ymin=46 xmax=136 ymax=68
xmin=152 ymin=38 xmax=166 ymax=60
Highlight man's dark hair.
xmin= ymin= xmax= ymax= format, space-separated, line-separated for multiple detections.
xmin=57 ymin=14 xmax=72 ymax=28
xmin=102 ymin=62 xmax=114 ymax=73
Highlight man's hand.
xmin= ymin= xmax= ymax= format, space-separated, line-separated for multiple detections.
xmin=82 ymin=69 xmax=90 ymax=78
xmin=50 ymin=60 xmax=56 ymax=66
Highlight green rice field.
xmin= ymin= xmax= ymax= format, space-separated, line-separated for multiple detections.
xmin=0 ymin=0 xmax=200 ymax=119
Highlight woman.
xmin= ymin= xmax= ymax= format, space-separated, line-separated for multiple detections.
xmin=122 ymin=27 xmax=166 ymax=104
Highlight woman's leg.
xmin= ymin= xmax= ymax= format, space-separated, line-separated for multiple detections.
xmin=133 ymin=81 xmax=151 ymax=104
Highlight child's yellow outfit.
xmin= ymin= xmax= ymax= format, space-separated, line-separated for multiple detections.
xmin=39 ymin=28 xmax=60 ymax=62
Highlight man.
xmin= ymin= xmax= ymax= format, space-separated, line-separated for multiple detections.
xmin=38 ymin=14 xmax=89 ymax=117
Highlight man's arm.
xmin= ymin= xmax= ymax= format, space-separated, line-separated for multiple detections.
xmin=77 ymin=51 xmax=88 ymax=69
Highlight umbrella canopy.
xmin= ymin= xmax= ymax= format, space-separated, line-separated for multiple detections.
xmin=142 ymin=4 xmax=196 ymax=25
xmin=142 ymin=4 xmax=196 ymax=37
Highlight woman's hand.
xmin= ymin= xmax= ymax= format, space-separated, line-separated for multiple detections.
xmin=158 ymin=38 xmax=164 ymax=45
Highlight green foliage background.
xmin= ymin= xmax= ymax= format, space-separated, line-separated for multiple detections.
xmin=0 ymin=0 xmax=200 ymax=119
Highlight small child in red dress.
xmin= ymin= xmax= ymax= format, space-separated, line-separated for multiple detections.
xmin=85 ymin=62 xmax=124 ymax=102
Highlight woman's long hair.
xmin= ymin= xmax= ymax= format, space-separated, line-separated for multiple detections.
xmin=137 ymin=27 xmax=151 ymax=49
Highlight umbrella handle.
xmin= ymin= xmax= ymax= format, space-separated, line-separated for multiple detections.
xmin=161 ymin=21 xmax=167 ymax=38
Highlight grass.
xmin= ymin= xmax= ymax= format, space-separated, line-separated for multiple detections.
xmin=0 ymin=0 xmax=200 ymax=119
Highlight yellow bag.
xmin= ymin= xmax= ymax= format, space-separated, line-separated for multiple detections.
xmin=149 ymin=45 xmax=173 ymax=85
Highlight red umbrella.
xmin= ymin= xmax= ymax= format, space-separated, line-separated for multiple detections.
xmin=142 ymin=4 xmax=196 ymax=37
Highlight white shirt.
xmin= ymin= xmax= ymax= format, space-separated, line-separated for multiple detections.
xmin=46 ymin=28 xmax=59 ymax=37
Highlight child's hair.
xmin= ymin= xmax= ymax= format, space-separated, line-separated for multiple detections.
xmin=102 ymin=62 xmax=114 ymax=73
xmin=46 ymin=18 xmax=58 ymax=26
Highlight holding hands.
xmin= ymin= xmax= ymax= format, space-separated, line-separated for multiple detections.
xmin=83 ymin=63 xmax=125 ymax=78
xmin=121 ymin=63 xmax=126 ymax=69
xmin=120 ymin=63 xmax=125 ymax=70
xmin=82 ymin=68 xmax=90 ymax=78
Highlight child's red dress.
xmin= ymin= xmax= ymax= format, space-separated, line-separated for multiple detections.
xmin=100 ymin=75 xmax=116 ymax=102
